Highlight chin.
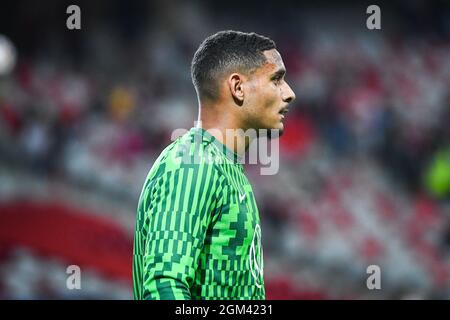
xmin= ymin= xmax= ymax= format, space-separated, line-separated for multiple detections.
xmin=264 ymin=123 xmax=284 ymax=139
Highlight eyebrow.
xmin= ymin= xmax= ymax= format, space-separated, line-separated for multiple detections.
xmin=270 ymin=68 xmax=286 ymax=79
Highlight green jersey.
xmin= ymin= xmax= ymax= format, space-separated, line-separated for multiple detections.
xmin=132 ymin=127 xmax=265 ymax=300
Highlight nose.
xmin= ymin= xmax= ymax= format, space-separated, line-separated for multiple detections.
xmin=282 ymin=82 xmax=296 ymax=104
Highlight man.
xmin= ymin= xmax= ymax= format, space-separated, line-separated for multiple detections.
xmin=132 ymin=30 xmax=295 ymax=300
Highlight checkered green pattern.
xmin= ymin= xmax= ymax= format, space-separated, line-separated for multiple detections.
xmin=132 ymin=127 xmax=265 ymax=300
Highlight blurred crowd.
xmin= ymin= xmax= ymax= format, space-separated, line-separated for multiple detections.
xmin=0 ymin=0 xmax=449 ymax=299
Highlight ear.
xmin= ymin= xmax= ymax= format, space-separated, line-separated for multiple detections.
xmin=227 ymin=73 xmax=244 ymax=106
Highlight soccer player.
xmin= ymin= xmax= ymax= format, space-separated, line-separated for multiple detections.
xmin=132 ymin=30 xmax=296 ymax=300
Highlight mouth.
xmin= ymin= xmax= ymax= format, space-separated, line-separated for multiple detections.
xmin=279 ymin=107 xmax=289 ymax=119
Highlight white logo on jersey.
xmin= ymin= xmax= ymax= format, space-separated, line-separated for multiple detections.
xmin=239 ymin=193 xmax=246 ymax=203
xmin=248 ymin=224 xmax=264 ymax=288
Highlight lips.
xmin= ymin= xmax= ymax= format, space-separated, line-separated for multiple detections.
xmin=279 ymin=107 xmax=289 ymax=116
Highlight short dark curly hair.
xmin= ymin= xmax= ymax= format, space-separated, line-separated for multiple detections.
xmin=191 ymin=30 xmax=276 ymax=102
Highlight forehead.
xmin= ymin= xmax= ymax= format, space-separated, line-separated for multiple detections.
xmin=260 ymin=49 xmax=285 ymax=73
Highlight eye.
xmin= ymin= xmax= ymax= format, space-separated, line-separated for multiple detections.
xmin=272 ymin=76 xmax=282 ymax=84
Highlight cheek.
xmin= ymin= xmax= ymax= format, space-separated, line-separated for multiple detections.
xmin=250 ymin=80 xmax=276 ymax=106
xmin=266 ymin=90 xmax=278 ymax=107
xmin=261 ymin=86 xmax=279 ymax=111
xmin=245 ymin=81 xmax=279 ymax=122
xmin=245 ymin=81 xmax=265 ymax=110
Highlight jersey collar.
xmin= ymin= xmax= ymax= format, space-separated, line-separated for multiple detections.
xmin=190 ymin=127 xmax=244 ymax=164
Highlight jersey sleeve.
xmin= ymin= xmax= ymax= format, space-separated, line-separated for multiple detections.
xmin=141 ymin=162 xmax=223 ymax=299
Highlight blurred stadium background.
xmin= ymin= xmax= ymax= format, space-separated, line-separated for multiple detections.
xmin=0 ymin=0 xmax=449 ymax=299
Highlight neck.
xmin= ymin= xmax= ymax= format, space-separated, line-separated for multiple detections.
xmin=196 ymin=103 xmax=253 ymax=156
